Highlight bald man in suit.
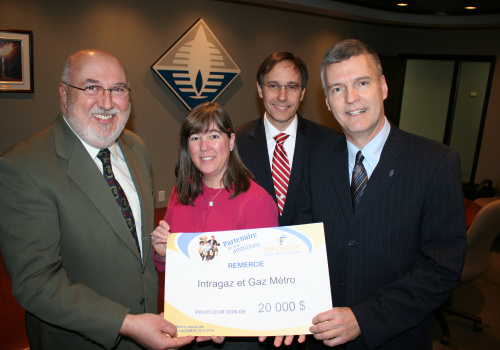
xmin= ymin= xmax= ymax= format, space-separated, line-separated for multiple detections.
xmin=0 ymin=50 xmax=196 ymax=349
xmin=295 ymin=40 xmax=466 ymax=349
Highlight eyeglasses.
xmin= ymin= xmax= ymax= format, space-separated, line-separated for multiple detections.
xmin=263 ymin=83 xmax=302 ymax=93
xmin=63 ymin=83 xmax=131 ymax=98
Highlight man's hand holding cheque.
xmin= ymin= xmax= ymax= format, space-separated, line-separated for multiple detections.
xmin=152 ymin=220 xmax=225 ymax=346
xmin=310 ymin=307 xmax=361 ymax=347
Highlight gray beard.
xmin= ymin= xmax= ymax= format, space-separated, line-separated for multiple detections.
xmin=66 ymin=103 xmax=131 ymax=149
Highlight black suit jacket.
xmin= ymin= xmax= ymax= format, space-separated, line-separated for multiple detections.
xmin=236 ymin=115 xmax=338 ymax=226
xmin=295 ymin=125 xmax=466 ymax=350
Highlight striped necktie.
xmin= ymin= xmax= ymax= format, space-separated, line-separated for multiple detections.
xmin=272 ymin=133 xmax=291 ymax=215
xmin=351 ymin=151 xmax=367 ymax=212
xmin=97 ymin=149 xmax=140 ymax=253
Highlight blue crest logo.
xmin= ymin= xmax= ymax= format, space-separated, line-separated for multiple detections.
xmin=151 ymin=19 xmax=241 ymax=110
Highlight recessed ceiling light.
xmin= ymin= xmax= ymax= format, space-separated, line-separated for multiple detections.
xmin=397 ymin=3 xmax=408 ymax=6
xmin=465 ymin=6 xmax=476 ymax=10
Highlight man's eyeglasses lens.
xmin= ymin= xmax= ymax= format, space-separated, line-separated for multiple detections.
xmin=263 ymin=83 xmax=301 ymax=93
xmin=64 ymin=83 xmax=130 ymax=98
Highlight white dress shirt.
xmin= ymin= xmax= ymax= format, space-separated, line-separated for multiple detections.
xmin=264 ymin=112 xmax=298 ymax=170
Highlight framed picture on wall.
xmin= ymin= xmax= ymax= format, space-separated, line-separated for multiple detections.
xmin=0 ymin=28 xmax=33 ymax=93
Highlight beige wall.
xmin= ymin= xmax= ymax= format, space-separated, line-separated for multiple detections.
xmin=1 ymin=0 xmax=499 ymax=207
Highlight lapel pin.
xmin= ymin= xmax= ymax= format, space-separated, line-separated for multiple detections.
xmin=389 ymin=170 xmax=394 ymax=177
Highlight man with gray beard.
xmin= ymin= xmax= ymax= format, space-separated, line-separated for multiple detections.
xmin=0 ymin=50 xmax=198 ymax=350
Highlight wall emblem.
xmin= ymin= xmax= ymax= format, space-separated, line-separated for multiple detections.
xmin=152 ymin=19 xmax=241 ymax=110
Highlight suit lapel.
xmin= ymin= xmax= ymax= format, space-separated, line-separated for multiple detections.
xmin=331 ymin=137 xmax=355 ymax=224
xmin=118 ymin=136 xmax=153 ymax=265
xmin=53 ymin=116 xmax=142 ymax=260
xmin=351 ymin=127 xmax=404 ymax=226
xmin=282 ymin=116 xmax=306 ymax=220
xmin=247 ymin=117 xmax=275 ymax=199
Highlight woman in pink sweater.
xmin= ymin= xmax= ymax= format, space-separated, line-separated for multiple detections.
xmin=151 ymin=102 xmax=285 ymax=349
xmin=152 ymin=102 xmax=278 ymax=267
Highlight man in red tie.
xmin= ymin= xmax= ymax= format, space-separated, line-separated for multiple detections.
xmin=236 ymin=52 xmax=338 ymax=226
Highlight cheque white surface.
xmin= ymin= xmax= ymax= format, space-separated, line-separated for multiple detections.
xmin=164 ymin=223 xmax=332 ymax=336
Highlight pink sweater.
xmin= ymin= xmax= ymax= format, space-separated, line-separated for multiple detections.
xmin=155 ymin=180 xmax=278 ymax=271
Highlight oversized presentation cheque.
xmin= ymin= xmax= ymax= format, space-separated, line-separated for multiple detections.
xmin=163 ymin=223 xmax=332 ymax=336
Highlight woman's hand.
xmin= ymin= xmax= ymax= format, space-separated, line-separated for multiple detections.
xmin=258 ymin=335 xmax=307 ymax=347
xmin=151 ymin=220 xmax=170 ymax=259
xmin=196 ymin=336 xmax=225 ymax=344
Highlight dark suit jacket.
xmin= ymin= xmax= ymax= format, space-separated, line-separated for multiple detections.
xmin=236 ymin=115 xmax=338 ymax=226
xmin=0 ymin=116 xmax=157 ymax=350
xmin=295 ymin=125 xmax=466 ymax=350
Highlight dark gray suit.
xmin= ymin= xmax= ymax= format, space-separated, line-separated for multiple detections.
xmin=236 ymin=115 xmax=338 ymax=226
xmin=295 ymin=125 xmax=466 ymax=349
xmin=0 ymin=116 xmax=157 ymax=349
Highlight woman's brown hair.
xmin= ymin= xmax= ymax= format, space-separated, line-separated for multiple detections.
xmin=175 ymin=102 xmax=256 ymax=205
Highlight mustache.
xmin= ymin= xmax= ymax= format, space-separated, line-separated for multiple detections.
xmin=88 ymin=107 xmax=121 ymax=116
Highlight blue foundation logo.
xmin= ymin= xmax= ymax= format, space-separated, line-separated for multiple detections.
xmin=151 ymin=19 xmax=241 ymax=110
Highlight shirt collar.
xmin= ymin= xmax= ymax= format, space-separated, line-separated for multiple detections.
xmin=347 ymin=117 xmax=391 ymax=173
xmin=263 ymin=112 xmax=298 ymax=142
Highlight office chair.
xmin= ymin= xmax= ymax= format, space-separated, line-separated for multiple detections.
xmin=436 ymin=200 xmax=500 ymax=345
xmin=474 ymin=175 xmax=500 ymax=207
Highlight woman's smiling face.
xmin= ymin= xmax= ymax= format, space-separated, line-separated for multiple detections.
xmin=188 ymin=122 xmax=235 ymax=188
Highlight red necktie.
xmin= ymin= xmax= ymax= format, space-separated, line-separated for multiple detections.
xmin=272 ymin=133 xmax=291 ymax=215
